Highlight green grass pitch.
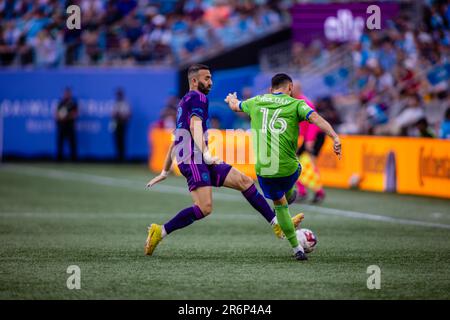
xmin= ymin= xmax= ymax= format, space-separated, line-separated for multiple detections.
xmin=0 ymin=163 xmax=449 ymax=299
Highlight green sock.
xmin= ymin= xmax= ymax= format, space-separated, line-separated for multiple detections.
xmin=274 ymin=204 xmax=299 ymax=248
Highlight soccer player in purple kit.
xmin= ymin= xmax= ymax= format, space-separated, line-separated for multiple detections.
xmin=144 ymin=64 xmax=304 ymax=259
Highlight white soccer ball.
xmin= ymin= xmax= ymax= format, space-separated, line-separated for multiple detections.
xmin=296 ymin=228 xmax=318 ymax=253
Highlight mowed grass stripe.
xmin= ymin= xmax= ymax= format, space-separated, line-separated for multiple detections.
xmin=2 ymin=164 xmax=450 ymax=231
xmin=0 ymin=212 xmax=261 ymax=220
xmin=1 ymin=163 xmax=449 ymax=299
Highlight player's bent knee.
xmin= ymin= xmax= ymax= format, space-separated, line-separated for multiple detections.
xmin=199 ymin=202 xmax=213 ymax=216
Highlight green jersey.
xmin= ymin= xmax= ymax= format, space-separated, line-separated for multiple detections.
xmin=240 ymin=93 xmax=314 ymax=178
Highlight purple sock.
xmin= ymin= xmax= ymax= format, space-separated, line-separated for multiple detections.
xmin=242 ymin=184 xmax=275 ymax=224
xmin=164 ymin=205 xmax=204 ymax=235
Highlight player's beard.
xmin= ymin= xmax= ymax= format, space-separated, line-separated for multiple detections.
xmin=198 ymin=81 xmax=211 ymax=95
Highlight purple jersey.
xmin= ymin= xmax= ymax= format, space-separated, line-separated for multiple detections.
xmin=174 ymin=90 xmax=209 ymax=164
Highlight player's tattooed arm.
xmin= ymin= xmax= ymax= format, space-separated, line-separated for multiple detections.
xmin=224 ymin=92 xmax=241 ymax=112
xmin=190 ymin=115 xmax=222 ymax=164
xmin=146 ymin=142 xmax=174 ymax=188
xmin=308 ymin=112 xmax=342 ymax=159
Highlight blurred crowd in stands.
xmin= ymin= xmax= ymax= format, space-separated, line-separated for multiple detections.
xmin=0 ymin=0 xmax=289 ymax=67
xmin=2 ymin=0 xmax=449 ymax=139
xmin=289 ymin=0 xmax=450 ymax=138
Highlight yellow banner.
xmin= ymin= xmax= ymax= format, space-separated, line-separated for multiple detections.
xmin=148 ymin=128 xmax=450 ymax=199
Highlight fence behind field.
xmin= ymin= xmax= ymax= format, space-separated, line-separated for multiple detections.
xmin=0 ymin=68 xmax=177 ymax=160
xmin=149 ymin=128 xmax=450 ymax=199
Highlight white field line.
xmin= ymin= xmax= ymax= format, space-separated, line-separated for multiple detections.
xmin=298 ymin=205 xmax=450 ymax=230
xmin=1 ymin=164 xmax=450 ymax=230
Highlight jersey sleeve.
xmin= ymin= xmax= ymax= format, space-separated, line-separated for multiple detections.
xmin=189 ymin=95 xmax=207 ymax=120
xmin=239 ymin=96 xmax=258 ymax=115
xmin=297 ymin=100 xmax=314 ymax=121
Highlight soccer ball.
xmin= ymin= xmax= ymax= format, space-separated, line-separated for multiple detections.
xmin=296 ymin=228 xmax=317 ymax=253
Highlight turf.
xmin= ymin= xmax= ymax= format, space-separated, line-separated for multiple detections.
xmin=0 ymin=163 xmax=449 ymax=299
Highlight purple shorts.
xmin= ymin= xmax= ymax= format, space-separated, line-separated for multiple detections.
xmin=178 ymin=162 xmax=233 ymax=192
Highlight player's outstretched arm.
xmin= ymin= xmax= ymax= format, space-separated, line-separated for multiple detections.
xmin=190 ymin=115 xmax=222 ymax=164
xmin=308 ymin=112 xmax=342 ymax=159
xmin=146 ymin=142 xmax=174 ymax=188
xmin=224 ymin=92 xmax=241 ymax=112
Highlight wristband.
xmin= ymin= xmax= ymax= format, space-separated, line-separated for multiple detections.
xmin=203 ymin=150 xmax=214 ymax=164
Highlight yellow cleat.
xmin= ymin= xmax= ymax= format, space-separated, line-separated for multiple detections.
xmin=272 ymin=224 xmax=283 ymax=239
xmin=272 ymin=213 xmax=305 ymax=239
xmin=292 ymin=213 xmax=305 ymax=229
xmin=144 ymin=224 xmax=163 ymax=256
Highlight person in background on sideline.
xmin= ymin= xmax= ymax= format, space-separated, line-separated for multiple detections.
xmin=111 ymin=88 xmax=131 ymax=162
xmin=55 ymin=87 xmax=78 ymax=162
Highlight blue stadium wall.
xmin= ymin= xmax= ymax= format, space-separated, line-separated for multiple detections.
xmin=0 ymin=68 xmax=177 ymax=160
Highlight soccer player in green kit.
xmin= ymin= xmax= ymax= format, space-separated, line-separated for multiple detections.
xmin=225 ymin=73 xmax=342 ymax=260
